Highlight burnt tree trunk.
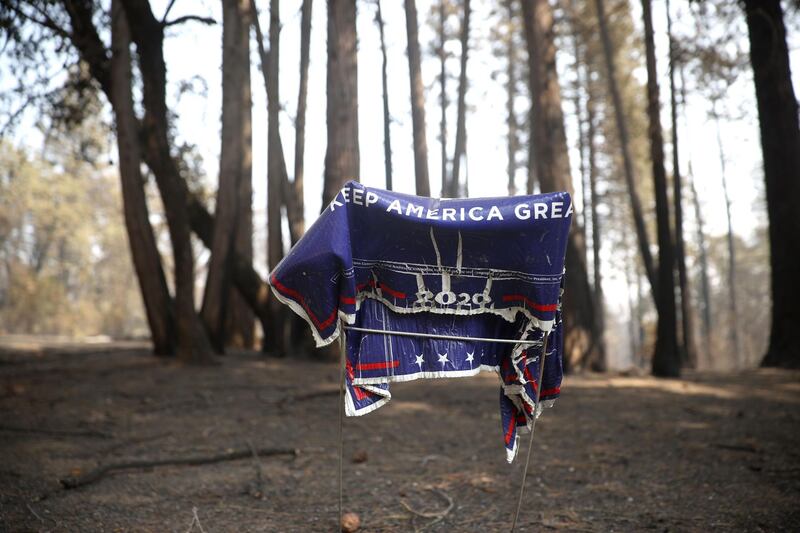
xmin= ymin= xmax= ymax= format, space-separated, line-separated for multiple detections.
xmin=376 ymin=0 xmax=393 ymax=190
xmin=688 ymin=164 xmax=712 ymax=363
xmin=641 ymin=0 xmax=679 ymax=377
xmin=120 ymin=0 xmax=214 ymax=364
xmin=203 ymin=0 xmax=251 ymax=352
xmin=666 ymin=0 xmax=695 ymax=367
xmin=586 ymin=72 xmax=605 ymax=367
xmin=226 ymin=0 xmax=255 ymax=349
xmin=505 ymin=0 xmax=518 ymax=196
xmin=438 ymin=0 xmax=448 ymax=197
xmin=521 ymin=0 xmax=602 ymax=371
xmin=109 ymin=0 xmax=175 ymax=356
xmin=323 ymin=0 xmax=360 ymax=206
xmin=291 ymin=0 xmax=312 ymax=241
xmin=64 ymin=0 xmax=273 ymax=351
xmin=711 ymin=102 xmax=741 ymax=365
xmin=266 ymin=0 xmax=283 ymax=272
xmin=403 ymin=0 xmax=431 ymax=197
xmin=449 ymin=0 xmax=470 ymax=198
xmin=251 ymin=0 xmax=299 ymax=246
xmin=744 ymin=0 xmax=800 ymax=369
xmin=594 ymin=0 xmax=657 ymax=301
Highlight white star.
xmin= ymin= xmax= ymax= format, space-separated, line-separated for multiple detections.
xmin=414 ymin=353 xmax=425 ymax=369
xmin=437 ymin=352 xmax=449 ymax=368
xmin=465 ymin=351 xmax=475 ymax=365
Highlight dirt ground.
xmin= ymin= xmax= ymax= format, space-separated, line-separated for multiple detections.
xmin=0 ymin=339 xmax=798 ymax=532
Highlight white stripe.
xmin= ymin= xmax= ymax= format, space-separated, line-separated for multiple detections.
xmin=456 ymin=231 xmax=463 ymax=273
xmin=429 ymin=227 xmax=442 ymax=267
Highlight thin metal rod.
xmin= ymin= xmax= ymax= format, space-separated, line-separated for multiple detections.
xmin=510 ymin=331 xmax=550 ymax=532
xmin=337 ymin=322 xmax=346 ymax=530
xmin=343 ymin=325 xmax=544 ymax=345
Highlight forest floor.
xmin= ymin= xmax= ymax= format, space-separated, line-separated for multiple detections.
xmin=0 ymin=338 xmax=798 ymax=532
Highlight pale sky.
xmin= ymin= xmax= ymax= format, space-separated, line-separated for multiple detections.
xmin=5 ymin=0 xmax=799 ymax=366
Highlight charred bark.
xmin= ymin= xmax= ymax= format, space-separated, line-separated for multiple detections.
xmin=521 ymin=0 xmax=602 ymax=371
xmin=594 ymin=0 xmax=657 ymax=301
xmin=203 ymin=0 xmax=252 ymax=352
xmin=323 ymin=0 xmax=360 ymax=206
xmin=641 ymin=0 xmax=679 ymax=377
xmin=404 ymin=0 xmax=431 ymax=197
xmin=744 ymin=0 xmax=800 ymax=369
xmin=449 ymin=0 xmax=470 ymax=198
xmin=109 ymin=0 xmax=175 ymax=356
xmin=120 ymin=0 xmax=214 ymax=364
xmin=376 ymin=0 xmax=393 ymax=190
xmin=505 ymin=0 xmax=518 ymax=197
xmin=291 ymin=0 xmax=312 ymax=241
xmin=666 ymin=0 xmax=695 ymax=367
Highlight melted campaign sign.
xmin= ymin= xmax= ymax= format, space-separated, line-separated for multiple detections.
xmin=269 ymin=181 xmax=572 ymax=461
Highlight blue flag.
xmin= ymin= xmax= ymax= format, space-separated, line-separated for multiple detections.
xmin=269 ymin=182 xmax=571 ymax=461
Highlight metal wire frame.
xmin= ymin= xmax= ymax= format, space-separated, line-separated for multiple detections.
xmin=336 ymin=321 xmax=550 ymax=532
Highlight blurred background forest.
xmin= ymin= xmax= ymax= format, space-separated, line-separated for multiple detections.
xmin=0 ymin=0 xmax=798 ymax=375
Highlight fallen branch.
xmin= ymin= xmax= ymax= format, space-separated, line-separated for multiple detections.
xmin=0 ymin=424 xmax=112 ymax=439
xmin=60 ymin=446 xmax=297 ymax=490
xmin=185 ymin=506 xmax=208 ymax=533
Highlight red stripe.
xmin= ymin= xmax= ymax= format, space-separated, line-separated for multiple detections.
xmin=271 ymin=275 xmax=338 ymax=330
xmin=541 ymin=386 xmax=560 ymax=397
xmin=379 ymin=284 xmax=406 ymax=299
xmin=504 ymin=409 xmax=517 ymax=445
xmin=339 ymin=296 xmax=356 ymax=305
xmin=352 ymin=385 xmax=368 ymax=401
xmin=356 ymin=279 xmax=407 ymax=299
xmin=502 ymin=294 xmax=558 ymax=312
xmin=355 ymin=360 xmax=400 ymax=371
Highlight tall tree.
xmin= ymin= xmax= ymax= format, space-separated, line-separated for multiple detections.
xmin=119 ymin=0 xmax=215 ymax=364
xmin=251 ymin=0 xmax=299 ymax=248
xmin=743 ymin=0 xmax=800 ymax=369
xmin=437 ymin=0 xmax=448 ymax=197
xmin=521 ymin=0 xmax=603 ymax=371
xmin=679 ymin=61 xmax=712 ymax=361
xmin=586 ymin=70 xmax=605 ymax=365
xmin=226 ymin=45 xmax=255 ymax=349
xmin=323 ymin=0 xmax=360 ymax=205
xmin=449 ymin=0 xmax=470 ymax=198
xmin=202 ymin=0 xmax=252 ymax=352
xmin=375 ymin=0 xmax=393 ymax=190
xmin=266 ymin=0 xmax=282 ymax=273
xmin=666 ymin=0 xmax=695 ymax=366
xmin=110 ymin=0 xmax=175 ymax=356
xmin=504 ymin=0 xmax=518 ymax=196
xmin=594 ymin=0 xmax=657 ymax=301
xmin=291 ymin=0 xmax=312 ymax=240
xmin=688 ymin=163 xmax=712 ymax=361
xmin=404 ymin=0 xmax=431 ymax=197
xmin=35 ymin=0 xmax=275 ymax=352
xmin=641 ymin=0 xmax=679 ymax=377
xmin=710 ymin=100 xmax=740 ymax=364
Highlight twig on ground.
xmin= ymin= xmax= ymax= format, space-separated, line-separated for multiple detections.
xmin=0 ymin=424 xmax=112 ymax=439
xmin=247 ymin=440 xmax=266 ymax=499
xmin=26 ymin=502 xmax=57 ymax=528
xmin=400 ymin=488 xmax=455 ymax=532
xmin=185 ymin=506 xmax=208 ymax=533
xmin=60 ymin=446 xmax=297 ymax=489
